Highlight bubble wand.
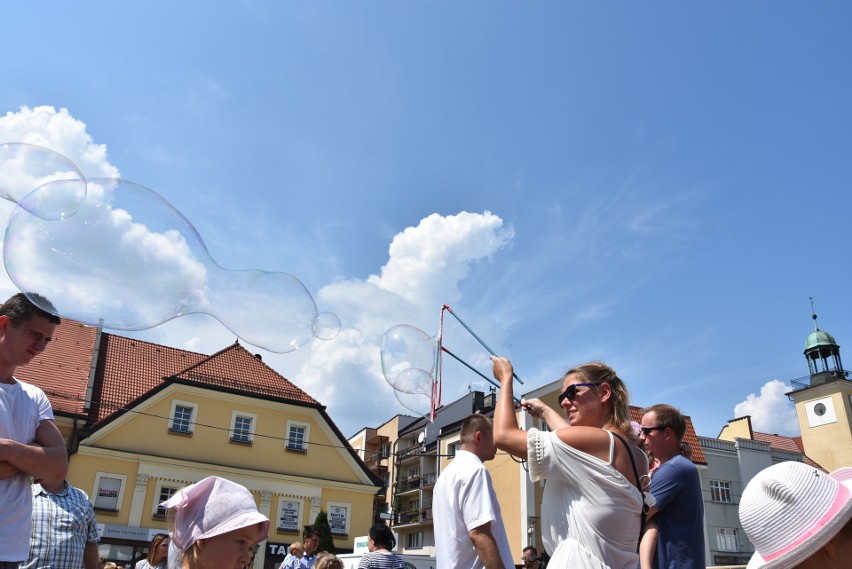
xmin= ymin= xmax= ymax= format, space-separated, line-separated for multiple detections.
xmin=441 ymin=304 xmax=524 ymax=385
xmin=440 ymin=345 xmax=521 ymax=404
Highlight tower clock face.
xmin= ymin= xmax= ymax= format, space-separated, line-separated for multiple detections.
xmin=805 ymin=397 xmax=836 ymax=427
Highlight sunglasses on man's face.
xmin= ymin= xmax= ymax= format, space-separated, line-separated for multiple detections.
xmin=557 ymin=382 xmax=601 ymax=405
xmin=640 ymin=426 xmax=667 ymax=436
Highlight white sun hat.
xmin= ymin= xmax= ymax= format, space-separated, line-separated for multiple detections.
xmin=161 ymin=476 xmax=270 ymax=553
xmin=739 ymin=461 xmax=852 ymax=569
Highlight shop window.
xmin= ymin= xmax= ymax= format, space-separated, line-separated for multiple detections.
xmin=328 ymin=502 xmax=350 ymax=537
xmin=93 ymin=473 xmax=126 ymax=513
xmin=277 ymin=499 xmax=302 ymax=534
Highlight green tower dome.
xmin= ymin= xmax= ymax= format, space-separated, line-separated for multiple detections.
xmin=805 ymin=329 xmax=838 ymax=351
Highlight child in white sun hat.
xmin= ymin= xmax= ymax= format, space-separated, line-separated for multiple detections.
xmin=161 ymin=476 xmax=270 ymax=569
xmin=739 ymin=461 xmax=852 ymax=569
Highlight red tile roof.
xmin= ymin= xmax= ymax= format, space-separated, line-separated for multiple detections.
xmin=629 ymin=406 xmax=707 ymax=465
xmin=88 ymin=332 xmax=206 ymax=424
xmin=15 ymin=320 xmax=98 ymax=417
xmin=171 ymin=342 xmax=320 ymax=405
xmin=752 ymin=431 xmax=823 ymax=470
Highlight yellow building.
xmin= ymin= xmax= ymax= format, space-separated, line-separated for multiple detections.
xmin=19 ymin=320 xmax=382 ymax=569
xmin=786 ymin=315 xmax=852 ymax=470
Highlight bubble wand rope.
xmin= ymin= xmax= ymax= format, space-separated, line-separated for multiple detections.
xmin=440 ymin=345 xmax=522 ymax=404
xmin=442 ymin=304 xmax=524 ymax=385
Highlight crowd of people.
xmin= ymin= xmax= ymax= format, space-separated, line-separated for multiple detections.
xmin=431 ymin=355 xmax=852 ymax=569
xmin=1 ymin=291 xmax=850 ymax=569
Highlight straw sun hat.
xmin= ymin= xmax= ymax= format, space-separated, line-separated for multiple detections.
xmin=739 ymin=461 xmax=852 ymax=569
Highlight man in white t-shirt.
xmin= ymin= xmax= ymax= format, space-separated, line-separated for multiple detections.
xmin=433 ymin=414 xmax=513 ymax=569
xmin=0 ymin=293 xmax=68 ymax=567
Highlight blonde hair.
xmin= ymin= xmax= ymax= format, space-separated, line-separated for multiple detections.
xmin=289 ymin=542 xmax=304 ymax=555
xmin=314 ymin=553 xmax=343 ymax=569
xmin=564 ymin=361 xmax=633 ymax=438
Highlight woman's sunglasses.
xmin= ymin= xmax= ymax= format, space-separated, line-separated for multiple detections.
xmin=557 ymin=382 xmax=601 ymax=405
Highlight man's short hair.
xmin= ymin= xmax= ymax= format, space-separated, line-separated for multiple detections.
xmin=460 ymin=414 xmax=492 ymax=444
xmin=523 ymin=545 xmax=538 ymax=555
xmin=0 ymin=292 xmax=60 ymax=325
xmin=642 ymin=403 xmax=687 ymax=440
xmin=303 ymin=524 xmax=320 ymax=540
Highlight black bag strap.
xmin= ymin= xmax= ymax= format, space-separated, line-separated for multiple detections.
xmin=611 ymin=431 xmax=649 ymax=553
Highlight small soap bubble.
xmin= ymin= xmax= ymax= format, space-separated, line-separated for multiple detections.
xmin=5 ymin=178 xmax=324 ymax=353
xmin=380 ymin=324 xmax=437 ymax=387
xmin=395 ymin=389 xmax=432 ymax=418
xmin=312 ymin=311 xmax=341 ymax=341
xmin=0 ymin=143 xmax=86 ymax=219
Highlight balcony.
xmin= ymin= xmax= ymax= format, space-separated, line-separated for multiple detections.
xmin=396 ymin=444 xmax=424 ymax=463
xmin=365 ymin=455 xmax=389 ymax=471
xmin=395 ymin=506 xmax=433 ymax=527
xmin=396 ymin=478 xmax=421 ymax=496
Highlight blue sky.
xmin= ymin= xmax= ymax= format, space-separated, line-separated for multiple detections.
xmin=2 ymin=2 xmax=850 ymax=439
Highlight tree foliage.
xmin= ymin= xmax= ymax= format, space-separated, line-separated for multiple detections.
xmin=313 ymin=509 xmax=335 ymax=553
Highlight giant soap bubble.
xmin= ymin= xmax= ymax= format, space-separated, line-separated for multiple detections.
xmin=3 ymin=173 xmax=339 ymax=352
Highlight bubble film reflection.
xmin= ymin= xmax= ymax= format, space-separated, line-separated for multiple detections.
xmin=4 ymin=177 xmax=337 ymax=353
xmin=312 ymin=311 xmax=341 ymax=341
xmin=380 ymin=324 xmax=437 ymax=387
xmin=0 ymin=143 xmax=86 ymax=219
xmin=395 ymin=389 xmax=432 ymax=417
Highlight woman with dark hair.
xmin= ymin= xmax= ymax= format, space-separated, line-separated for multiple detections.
xmin=357 ymin=525 xmax=404 ymax=569
xmin=136 ymin=534 xmax=169 ymax=569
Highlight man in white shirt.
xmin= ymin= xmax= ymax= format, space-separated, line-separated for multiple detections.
xmin=0 ymin=293 xmax=68 ymax=568
xmin=433 ymin=414 xmax=513 ymax=569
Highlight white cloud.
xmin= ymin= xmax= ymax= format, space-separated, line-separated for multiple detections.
xmin=733 ymin=380 xmax=800 ymax=436
xmin=368 ymin=211 xmax=514 ymax=308
xmin=287 ymin=211 xmax=515 ymax=434
xmin=0 ymin=106 xmax=120 ymax=179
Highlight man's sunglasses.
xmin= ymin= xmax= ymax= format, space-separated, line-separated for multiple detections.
xmin=640 ymin=426 xmax=668 ymax=435
xmin=557 ymin=382 xmax=601 ymax=405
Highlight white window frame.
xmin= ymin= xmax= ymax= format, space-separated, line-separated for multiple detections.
xmin=153 ymin=481 xmax=180 ymax=519
xmin=447 ymin=440 xmax=461 ymax=458
xmin=406 ymin=531 xmax=423 ymax=549
xmin=92 ymin=472 xmax=127 ymax=512
xmin=285 ymin=420 xmax=311 ymax=453
xmin=716 ymin=527 xmax=739 ymax=552
xmin=230 ymin=411 xmax=257 ymax=444
xmin=710 ymin=480 xmax=733 ymax=503
xmin=327 ymin=501 xmax=351 ymax=537
xmin=276 ymin=498 xmax=303 ymax=533
xmin=169 ymin=399 xmax=198 ymax=435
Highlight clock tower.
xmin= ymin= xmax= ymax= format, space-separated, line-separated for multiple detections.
xmin=786 ymin=305 xmax=852 ymax=470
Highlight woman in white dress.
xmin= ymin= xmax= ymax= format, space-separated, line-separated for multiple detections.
xmin=492 ymin=357 xmax=651 ymax=569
